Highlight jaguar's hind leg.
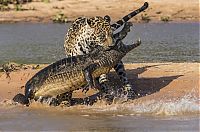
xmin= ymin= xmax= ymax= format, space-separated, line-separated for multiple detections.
xmin=114 ymin=61 xmax=138 ymax=99
xmin=97 ymin=74 xmax=115 ymax=104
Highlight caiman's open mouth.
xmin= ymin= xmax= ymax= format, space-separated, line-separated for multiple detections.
xmin=107 ymin=38 xmax=141 ymax=53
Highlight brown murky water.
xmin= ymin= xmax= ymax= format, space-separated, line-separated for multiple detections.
xmin=0 ymin=92 xmax=199 ymax=131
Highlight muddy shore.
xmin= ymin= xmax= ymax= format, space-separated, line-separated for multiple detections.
xmin=0 ymin=63 xmax=199 ymax=106
xmin=0 ymin=0 xmax=199 ymax=23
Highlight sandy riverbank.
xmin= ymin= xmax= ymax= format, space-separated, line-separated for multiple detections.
xmin=0 ymin=0 xmax=199 ymax=23
xmin=0 ymin=63 xmax=199 ymax=105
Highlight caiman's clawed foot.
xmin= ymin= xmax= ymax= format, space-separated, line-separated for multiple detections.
xmin=82 ymin=84 xmax=90 ymax=94
xmin=82 ymin=83 xmax=99 ymax=94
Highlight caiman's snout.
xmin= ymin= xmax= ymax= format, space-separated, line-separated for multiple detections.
xmin=13 ymin=79 xmax=34 ymax=105
xmin=123 ymin=39 xmax=141 ymax=53
xmin=12 ymin=81 xmax=33 ymax=106
xmin=13 ymin=82 xmax=35 ymax=106
xmin=13 ymin=93 xmax=29 ymax=106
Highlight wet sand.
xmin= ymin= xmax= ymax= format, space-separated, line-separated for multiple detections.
xmin=0 ymin=63 xmax=199 ymax=131
xmin=0 ymin=63 xmax=199 ymax=104
xmin=0 ymin=0 xmax=199 ymax=23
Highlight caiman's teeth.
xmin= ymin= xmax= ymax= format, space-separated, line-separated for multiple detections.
xmin=138 ymin=38 xmax=141 ymax=44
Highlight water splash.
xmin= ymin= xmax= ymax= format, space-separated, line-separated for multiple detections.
xmin=67 ymin=90 xmax=200 ymax=116
xmin=0 ymin=90 xmax=199 ymax=116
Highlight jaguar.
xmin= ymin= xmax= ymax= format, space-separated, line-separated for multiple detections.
xmin=63 ymin=2 xmax=149 ymax=100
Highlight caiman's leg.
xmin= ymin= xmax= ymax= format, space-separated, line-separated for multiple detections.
xmin=82 ymin=63 xmax=99 ymax=93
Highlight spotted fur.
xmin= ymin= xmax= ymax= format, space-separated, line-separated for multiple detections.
xmin=64 ymin=2 xmax=148 ymax=57
xmin=60 ymin=3 xmax=149 ymax=104
xmin=64 ymin=16 xmax=113 ymax=56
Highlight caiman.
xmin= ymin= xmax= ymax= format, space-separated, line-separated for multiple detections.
xmin=13 ymin=39 xmax=141 ymax=106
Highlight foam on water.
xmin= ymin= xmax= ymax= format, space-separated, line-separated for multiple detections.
xmin=62 ymin=90 xmax=200 ymax=116
xmin=0 ymin=90 xmax=199 ymax=117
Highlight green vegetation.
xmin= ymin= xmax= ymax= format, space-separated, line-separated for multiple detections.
xmin=0 ymin=0 xmax=12 ymax=5
xmin=14 ymin=3 xmax=23 ymax=11
xmin=52 ymin=12 xmax=68 ymax=23
xmin=0 ymin=0 xmax=11 ymax=11
xmin=0 ymin=0 xmax=32 ymax=11
xmin=160 ymin=16 xmax=171 ymax=22
xmin=0 ymin=4 xmax=10 ymax=11
xmin=0 ymin=62 xmax=41 ymax=73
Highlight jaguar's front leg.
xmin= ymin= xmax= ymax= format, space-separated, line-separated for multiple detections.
xmin=114 ymin=61 xmax=138 ymax=99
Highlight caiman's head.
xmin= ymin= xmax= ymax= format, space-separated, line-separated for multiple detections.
xmin=13 ymin=78 xmax=37 ymax=106
xmin=24 ymin=81 xmax=35 ymax=101
xmin=109 ymin=38 xmax=141 ymax=54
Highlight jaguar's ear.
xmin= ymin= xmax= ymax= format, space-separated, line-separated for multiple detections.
xmin=104 ymin=15 xmax=111 ymax=23
xmin=86 ymin=18 xmax=91 ymax=25
xmin=86 ymin=18 xmax=92 ymax=26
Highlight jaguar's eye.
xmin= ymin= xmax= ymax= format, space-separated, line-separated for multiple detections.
xmin=99 ymin=34 xmax=106 ymax=41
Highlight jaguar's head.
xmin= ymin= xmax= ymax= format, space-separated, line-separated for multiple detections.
xmin=86 ymin=15 xmax=114 ymax=50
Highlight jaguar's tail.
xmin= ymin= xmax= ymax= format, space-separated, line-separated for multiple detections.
xmin=111 ymin=2 xmax=149 ymax=30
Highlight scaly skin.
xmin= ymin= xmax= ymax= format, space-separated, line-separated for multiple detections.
xmin=13 ymin=39 xmax=141 ymax=106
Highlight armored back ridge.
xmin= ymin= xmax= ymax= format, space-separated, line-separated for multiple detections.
xmin=14 ymin=39 xmax=141 ymax=105
xmin=62 ymin=2 xmax=149 ymax=103
xmin=13 ymin=2 xmax=149 ymax=105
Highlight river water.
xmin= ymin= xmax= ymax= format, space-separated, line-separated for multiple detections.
xmin=0 ymin=23 xmax=199 ymax=131
xmin=0 ymin=23 xmax=199 ymax=64
xmin=0 ymin=93 xmax=199 ymax=131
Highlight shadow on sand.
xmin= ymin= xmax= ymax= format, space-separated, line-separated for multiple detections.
xmin=70 ymin=64 xmax=183 ymax=106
